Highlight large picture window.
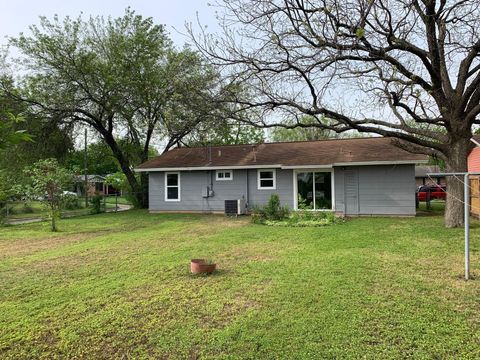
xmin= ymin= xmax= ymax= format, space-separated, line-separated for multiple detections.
xmin=165 ymin=172 xmax=180 ymax=201
xmin=296 ymin=171 xmax=332 ymax=210
xmin=257 ymin=169 xmax=276 ymax=189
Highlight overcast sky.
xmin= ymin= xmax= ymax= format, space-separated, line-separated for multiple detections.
xmin=0 ymin=0 xmax=218 ymax=48
xmin=0 ymin=0 xmax=223 ymax=149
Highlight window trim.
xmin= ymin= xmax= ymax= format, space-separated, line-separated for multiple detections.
xmin=293 ymin=169 xmax=335 ymax=211
xmin=257 ymin=169 xmax=277 ymax=190
xmin=216 ymin=170 xmax=233 ymax=181
xmin=164 ymin=172 xmax=181 ymax=202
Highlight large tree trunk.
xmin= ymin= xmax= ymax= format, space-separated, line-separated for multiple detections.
xmin=102 ymin=132 xmax=147 ymax=208
xmin=444 ymin=138 xmax=470 ymax=228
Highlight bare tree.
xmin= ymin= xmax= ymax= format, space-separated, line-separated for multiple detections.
xmin=189 ymin=0 xmax=480 ymax=227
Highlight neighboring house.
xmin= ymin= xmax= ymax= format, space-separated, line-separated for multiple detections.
xmin=415 ymin=165 xmax=445 ymax=186
xmin=468 ymin=136 xmax=480 ymax=172
xmin=74 ymin=175 xmax=112 ymax=196
xmin=136 ymin=137 xmax=427 ymax=216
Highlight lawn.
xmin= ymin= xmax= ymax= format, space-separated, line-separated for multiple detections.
xmin=1 ymin=210 xmax=479 ymax=359
xmin=3 ymin=198 xmax=128 ymax=221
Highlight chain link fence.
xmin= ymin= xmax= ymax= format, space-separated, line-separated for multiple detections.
xmin=0 ymin=193 xmax=134 ymax=225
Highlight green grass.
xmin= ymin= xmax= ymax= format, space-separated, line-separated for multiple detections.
xmin=104 ymin=195 xmax=132 ymax=205
xmin=4 ymin=200 xmax=124 ymax=221
xmin=1 ymin=210 xmax=479 ymax=359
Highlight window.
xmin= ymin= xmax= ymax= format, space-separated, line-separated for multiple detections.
xmin=216 ymin=170 xmax=233 ymax=181
xmin=257 ymin=169 xmax=276 ymax=189
xmin=165 ymin=172 xmax=180 ymax=201
xmin=295 ymin=171 xmax=332 ymax=210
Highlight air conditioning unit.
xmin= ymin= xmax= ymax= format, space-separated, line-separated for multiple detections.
xmin=225 ymin=199 xmax=246 ymax=216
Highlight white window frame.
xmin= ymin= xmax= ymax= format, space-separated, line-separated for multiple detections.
xmin=293 ymin=169 xmax=335 ymax=211
xmin=216 ymin=170 xmax=233 ymax=181
xmin=164 ymin=172 xmax=181 ymax=202
xmin=257 ymin=169 xmax=277 ymax=190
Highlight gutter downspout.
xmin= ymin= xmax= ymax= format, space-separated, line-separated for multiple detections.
xmin=245 ymin=169 xmax=249 ymax=211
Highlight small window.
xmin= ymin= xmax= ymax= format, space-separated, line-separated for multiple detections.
xmin=258 ymin=169 xmax=276 ymax=190
xmin=216 ymin=170 xmax=233 ymax=181
xmin=165 ymin=172 xmax=180 ymax=201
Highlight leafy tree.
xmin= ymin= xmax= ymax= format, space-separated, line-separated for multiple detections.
xmin=0 ymin=113 xmax=32 ymax=150
xmin=185 ymin=120 xmax=265 ymax=146
xmin=0 ymin=83 xmax=73 ymax=178
xmin=24 ymin=159 xmax=73 ymax=231
xmin=65 ymin=141 xmax=122 ymax=175
xmin=193 ymin=0 xmax=480 ymax=227
xmin=270 ymin=116 xmax=339 ymax=142
xmin=8 ymin=9 xmax=229 ymax=207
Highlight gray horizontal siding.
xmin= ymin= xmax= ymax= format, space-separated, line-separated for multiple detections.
xmin=148 ymin=164 xmax=415 ymax=216
xmin=149 ymin=168 xmax=294 ymax=212
xmin=357 ymin=165 xmax=415 ymax=215
xmin=247 ymin=169 xmax=294 ymax=209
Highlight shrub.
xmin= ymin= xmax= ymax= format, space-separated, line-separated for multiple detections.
xmin=22 ymin=203 xmax=34 ymax=213
xmin=0 ymin=202 xmax=6 ymax=224
xmin=62 ymin=194 xmax=81 ymax=210
xmin=90 ymin=193 xmax=104 ymax=214
xmin=251 ymin=194 xmax=290 ymax=223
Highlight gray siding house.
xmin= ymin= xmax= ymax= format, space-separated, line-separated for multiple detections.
xmin=136 ymin=137 xmax=427 ymax=216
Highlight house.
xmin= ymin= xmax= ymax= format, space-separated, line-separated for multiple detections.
xmin=74 ymin=175 xmax=117 ymax=196
xmin=415 ymin=165 xmax=445 ymax=186
xmin=468 ymin=136 xmax=480 ymax=172
xmin=136 ymin=137 xmax=428 ymax=216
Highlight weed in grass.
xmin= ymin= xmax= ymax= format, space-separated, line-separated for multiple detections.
xmin=0 ymin=210 xmax=479 ymax=359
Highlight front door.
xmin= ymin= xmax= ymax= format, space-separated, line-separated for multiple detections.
xmin=345 ymin=170 xmax=359 ymax=215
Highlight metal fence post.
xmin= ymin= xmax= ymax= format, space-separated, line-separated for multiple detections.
xmin=464 ymin=173 xmax=470 ymax=281
xmin=115 ymin=193 xmax=118 ymax=212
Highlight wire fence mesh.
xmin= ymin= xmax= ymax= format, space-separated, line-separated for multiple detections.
xmin=0 ymin=192 xmax=136 ymax=225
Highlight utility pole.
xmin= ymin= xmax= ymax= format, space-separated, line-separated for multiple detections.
xmin=84 ymin=128 xmax=88 ymax=208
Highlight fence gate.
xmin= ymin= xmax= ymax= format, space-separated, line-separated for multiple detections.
xmin=470 ymin=176 xmax=480 ymax=218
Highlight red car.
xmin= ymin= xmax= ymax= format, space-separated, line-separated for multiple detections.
xmin=417 ymin=185 xmax=446 ymax=201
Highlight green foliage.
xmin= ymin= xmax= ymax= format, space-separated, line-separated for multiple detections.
xmin=253 ymin=193 xmax=342 ymax=227
xmin=260 ymin=210 xmax=342 ymax=227
xmin=105 ymin=172 xmax=142 ymax=208
xmin=270 ymin=115 xmax=339 ymax=142
xmin=251 ymin=193 xmax=290 ymax=223
xmin=270 ymin=116 xmax=363 ymax=143
xmin=8 ymin=9 xmax=234 ymax=207
xmin=23 ymin=159 xmax=74 ymax=231
xmin=21 ymin=203 xmax=34 ymax=214
xmin=0 ymin=84 xmax=74 ymax=182
xmin=65 ymin=138 xmax=157 ymax=176
xmin=62 ymin=193 xmax=81 ymax=210
xmin=89 ymin=193 xmax=104 ymax=214
xmin=0 ymin=112 xmax=32 ymax=150
xmin=187 ymin=121 xmax=265 ymax=146
xmin=0 ymin=170 xmax=13 ymax=203
xmin=355 ymin=27 xmax=366 ymax=38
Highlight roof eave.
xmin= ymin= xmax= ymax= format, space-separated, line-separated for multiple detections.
xmin=135 ymin=159 xmax=427 ymax=172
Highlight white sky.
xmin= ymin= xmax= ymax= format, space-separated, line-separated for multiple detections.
xmin=0 ymin=0 xmax=218 ymax=48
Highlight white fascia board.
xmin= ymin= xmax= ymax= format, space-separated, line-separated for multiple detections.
xmin=281 ymin=165 xmax=333 ymax=169
xmin=135 ymin=160 xmax=427 ymax=172
xmin=470 ymin=138 xmax=480 ymax=147
xmin=134 ymin=164 xmax=282 ymax=172
xmin=332 ymin=160 xmax=428 ymax=166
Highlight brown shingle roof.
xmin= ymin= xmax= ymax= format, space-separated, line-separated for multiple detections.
xmin=137 ymin=137 xmax=427 ymax=170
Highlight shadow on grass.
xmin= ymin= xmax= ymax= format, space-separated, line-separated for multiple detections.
xmin=187 ymin=269 xmax=230 ymax=279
